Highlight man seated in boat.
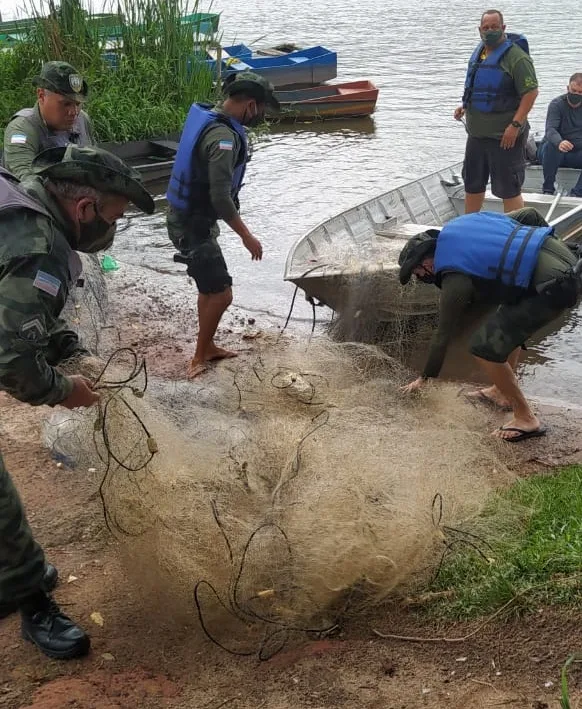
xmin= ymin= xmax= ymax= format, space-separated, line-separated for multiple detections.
xmin=2 ymin=61 xmax=95 ymax=180
xmin=166 ymin=72 xmax=279 ymax=378
xmin=454 ymin=9 xmax=538 ymax=214
xmin=398 ymin=208 xmax=580 ymax=442
xmin=538 ymin=72 xmax=582 ymax=197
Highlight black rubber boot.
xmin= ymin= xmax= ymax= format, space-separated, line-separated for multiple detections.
xmin=41 ymin=563 xmax=59 ymax=593
xmin=20 ymin=592 xmax=90 ymax=659
xmin=0 ymin=600 xmax=18 ymax=620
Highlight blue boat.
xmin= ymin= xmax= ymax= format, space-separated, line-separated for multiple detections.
xmin=207 ymin=45 xmax=337 ymax=89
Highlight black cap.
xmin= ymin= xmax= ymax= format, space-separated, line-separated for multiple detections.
xmin=32 ymin=61 xmax=89 ymax=102
xmin=398 ymin=230 xmax=440 ymax=285
xmin=223 ymin=71 xmax=280 ymax=111
xmin=32 ymin=145 xmax=155 ymax=214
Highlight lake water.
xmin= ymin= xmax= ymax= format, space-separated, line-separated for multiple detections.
xmin=2 ymin=0 xmax=582 ymax=404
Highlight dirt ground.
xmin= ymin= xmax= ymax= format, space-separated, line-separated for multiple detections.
xmin=3 ymin=270 xmax=582 ymax=708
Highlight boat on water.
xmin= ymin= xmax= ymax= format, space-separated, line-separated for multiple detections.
xmin=272 ymin=80 xmax=379 ymax=121
xmin=100 ymin=138 xmax=179 ymax=186
xmin=207 ymin=45 xmax=338 ymax=89
xmin=283 ymin=162 xmax=582 ymax=322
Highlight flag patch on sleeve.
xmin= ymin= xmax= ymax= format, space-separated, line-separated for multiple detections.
xmin=33 ymin=271 xmax=61 ymax=297
xmin=218 ymin=140 xmax=233 ymax=151
xmin=10 ymin=133 xmax=27 ymax=145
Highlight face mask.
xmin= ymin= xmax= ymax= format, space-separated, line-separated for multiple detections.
xmin=480 ymin=29 xmax=503 ymax=46
xmin=78 ymin=207 xmax=116 ymax=253
xmin=243 ymin=103 xmax=265 ymax=128
xmin=567 ymin=92 xmax=582 ymax=108
xmin=417 ymin=272 xmax=436 ymax=285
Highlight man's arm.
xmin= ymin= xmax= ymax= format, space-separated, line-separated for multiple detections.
xmin=544 ymin=99 xmax=564 ymax=147
xmin=421 ymin=274 xmax=476 ymax=379
xmin=204 ymin=126 xmax=262 ymax=259
xmin=0 ymin=252 xmax=77 ymax=406
xmin=3 ymin=117 xmax=41 ymax=180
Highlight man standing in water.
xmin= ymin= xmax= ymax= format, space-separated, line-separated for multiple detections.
xmin=538 ymin=72 xmax=582 ymax=197
xmin=454 ymin=10 xmax=539 ymax=214
xmin=398 ymin=208 xmax=580 ymax=442
xmin=167 ymin=72 xmax=279 ymax=378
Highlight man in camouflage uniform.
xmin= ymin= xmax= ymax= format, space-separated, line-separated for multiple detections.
xmin=3 ymin=61 xmax=95 ymax=180
xmin=398 ymin=207 xmax=579 ymax=442
xmin=0 ymin=145 xmax=154 ymax=659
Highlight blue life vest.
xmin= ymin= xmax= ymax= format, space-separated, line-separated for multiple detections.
xmin=462 ymin=33 xmax=529 ymax=113
xmin=167 ymin=104 xmax=248 ymax=216
xmin=434 ymin=212 xmax=553 ymax=289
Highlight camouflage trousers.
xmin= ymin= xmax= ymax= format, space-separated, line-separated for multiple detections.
xmin=0 ymin=450 xmax=45 ymax=605
xmin=469 ymin=294 xmax=564 ymax=363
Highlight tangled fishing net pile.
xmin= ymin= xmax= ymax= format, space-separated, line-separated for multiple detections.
xmin=45 ymin=339 xmax=510 ymax=657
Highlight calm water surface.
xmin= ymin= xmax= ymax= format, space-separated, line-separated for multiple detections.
xmin=2 ymin=0 xmax=582 ymax=403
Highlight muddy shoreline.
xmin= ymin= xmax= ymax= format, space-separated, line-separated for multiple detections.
xmin=2 ymin=262 xmax=582 ymax=708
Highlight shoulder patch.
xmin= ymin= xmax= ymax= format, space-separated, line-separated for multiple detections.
xmin=33 ymin=270 xmax=61 ymax=297
xmin=10 ymin=133 xmax=27 ymax=145
xmin=219 ymin=139 xmax=234 ymax=151
xmin=19 ymin=315 xmax=47 ymax=343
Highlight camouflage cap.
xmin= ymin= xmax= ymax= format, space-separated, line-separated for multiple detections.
xmin=223 ymin=71 xmax=280 ymax=111
xmin=31 ymin=145 xmax=155 ymax=214
xmin=398 ymin=230 xmax=440 ymax=285
xmin=32 ymin=61 xmax=89 ymax=102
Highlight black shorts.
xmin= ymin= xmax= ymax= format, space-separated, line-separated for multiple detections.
xmin=166 ymin=208 xmax=232 ymax=295
xmin=462 ymin=132 xmax=526 ymax=199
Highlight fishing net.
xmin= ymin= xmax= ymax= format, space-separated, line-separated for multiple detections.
xmin=43 ymin=336 xmax=511 ymax=658
xmin=61 ymin=253 xmax=110 ymax=355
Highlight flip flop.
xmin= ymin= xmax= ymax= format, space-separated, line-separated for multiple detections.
xmin=497 ymin=426 xmax=547 ymax=443
xmin=465 ymin=390 xmax=512 ymax=412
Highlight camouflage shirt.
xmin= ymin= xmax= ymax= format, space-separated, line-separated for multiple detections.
xmin=3 ymin=103 xmax=96 ymax=181
xmin=0 ymin=175 xmax=88 ymax=406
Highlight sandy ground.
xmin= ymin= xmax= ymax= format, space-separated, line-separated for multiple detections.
xmin=3 ymin=262 xmax=582 ymax=709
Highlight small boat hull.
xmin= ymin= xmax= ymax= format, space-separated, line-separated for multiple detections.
xmin=284 ymin=162 xmax=582 ymax=323
xmin=273 ymin=80 xmax=379 ymax=121
xmin=99 ymin=138 xmax=178 ymax=186
xmin=208 ymin=45 xmax=338 ymax=89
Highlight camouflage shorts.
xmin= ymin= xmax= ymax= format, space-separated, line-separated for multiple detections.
xmin=166 ymin=207 xmax=232 ymax=295
xmin=469 ymin=292 xmax=564 ymax=363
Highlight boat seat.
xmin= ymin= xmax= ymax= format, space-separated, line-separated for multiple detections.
xmin=374 ymin=221 xmax=436 ymax=240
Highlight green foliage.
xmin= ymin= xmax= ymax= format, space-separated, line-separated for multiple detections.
xmin=429 ymin=466 xmax=582 ymax=619
xmin=0 ymin=0 xmax=219 ymax=142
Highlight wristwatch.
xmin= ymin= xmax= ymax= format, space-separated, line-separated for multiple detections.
xmin=511 ymin=119 xmax=523 ymax=128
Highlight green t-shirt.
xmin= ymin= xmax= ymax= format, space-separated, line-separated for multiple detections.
xmin=465 ymin=43 xmax=538 ymax=140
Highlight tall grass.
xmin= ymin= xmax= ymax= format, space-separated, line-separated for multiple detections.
xmin=0 ymin=0 xmax=219 ymax=141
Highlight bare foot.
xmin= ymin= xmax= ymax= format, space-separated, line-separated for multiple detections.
xmin=205 ymin=345 xmax=238 ymax=362
xmin=466 ymin=386 xmax=511 ymax=410
xmin=187 ymin=359 xmax=208 ymax=379
xmin=492 ymin=414 xmax=544 ymax=442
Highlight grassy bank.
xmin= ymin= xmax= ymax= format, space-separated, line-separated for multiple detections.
xmin=0 ymin=0 xmax=218 ymax=142
xmin=428 ymin=465 xmax=582 ymax=619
